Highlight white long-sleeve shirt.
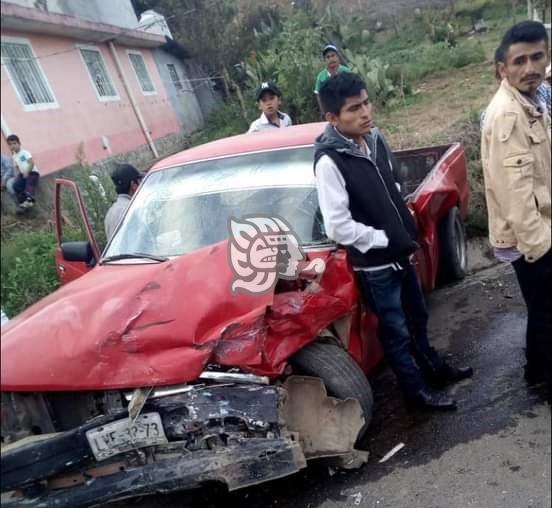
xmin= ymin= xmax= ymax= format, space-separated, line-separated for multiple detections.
xmin=247 ymin=112 xmax=292 ymax=133
xmin=315 ymin=150 xmax=400 ymax=272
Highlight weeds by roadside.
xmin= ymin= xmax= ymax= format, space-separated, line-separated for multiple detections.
xmin=432 ymin=109 xmax=489 ymax=236
xmin=1 ymin=230 xmax=59 ymax=317
xmin=1 ymin=164 xmax=116 ymax=317
xmin=462 ymin=112 xmax=489 ymax=237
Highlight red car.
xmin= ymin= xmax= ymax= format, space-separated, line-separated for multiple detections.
xmin=1 ymin=123 xmax=469 ymax=507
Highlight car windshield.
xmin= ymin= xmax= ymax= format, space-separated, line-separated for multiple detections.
xmin=104 ymin=147 xmax=329 ymax=258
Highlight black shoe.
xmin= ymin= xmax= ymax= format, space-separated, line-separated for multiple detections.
xmin=406 ymin=389 xmax=457 ymax=411
xmin=429 ymin=364 xmax=473 ymax=389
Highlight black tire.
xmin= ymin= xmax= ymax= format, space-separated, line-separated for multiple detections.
xmin=289 ymin=340 xmax=373 ymax=439
xmin=438 ymin=206 xmax=468 ymax=283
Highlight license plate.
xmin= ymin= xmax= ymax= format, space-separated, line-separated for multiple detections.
xmin=86 ymin=412 xmax=167 ymax=461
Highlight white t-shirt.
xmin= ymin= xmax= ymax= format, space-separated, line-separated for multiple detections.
xmin=247 ymin=112 xmax=292 ymax=133
xmin=13 ymin=149 xmax=40 ymax=177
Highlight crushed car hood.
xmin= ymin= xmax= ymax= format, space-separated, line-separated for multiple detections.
xmin=1 ymin=242 xmax=357 ymax=391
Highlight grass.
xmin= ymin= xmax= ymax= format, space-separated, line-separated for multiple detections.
xmin=394 ymin=42 xmax=485 ymax=82
xmin=1 ymin=164 xmax=115 ymax=317
xmin=1 ymin=230 xmax=59 ymax=317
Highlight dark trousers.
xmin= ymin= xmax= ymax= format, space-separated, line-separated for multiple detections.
xmin=512 ymin=250 xmax=552 ymax=384
xmin=357 ymin=264 xmax=444 ymax=398
xmin=12 ymin=172 xmax=39 ymax=203
xmin=401 ymin=264 xmax=445 ymax=374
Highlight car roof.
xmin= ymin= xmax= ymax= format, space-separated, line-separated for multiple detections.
xmin=150 ymin=122 xmax=327 ymax=172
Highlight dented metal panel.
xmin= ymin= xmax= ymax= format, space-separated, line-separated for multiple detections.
xmin=407 ymin=143 xmax=469 ymax=291
xmin=282 ymin=376 xmax=368 ymax=465
xmin=0 ymin=246 xmax=359 ymax=391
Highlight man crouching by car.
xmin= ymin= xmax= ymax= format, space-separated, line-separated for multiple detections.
xmin=314 ymin=72 xmax=472 ymax=411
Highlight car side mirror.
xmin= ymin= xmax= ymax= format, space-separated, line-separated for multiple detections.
xmin=61 ymin=241 xmax=96 ymax=267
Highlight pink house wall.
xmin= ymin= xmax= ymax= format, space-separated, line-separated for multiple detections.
xmin=1 ymin=133 xmax=9 ymax=154
xmin=0 ymin=31 xmax=181 ymax=175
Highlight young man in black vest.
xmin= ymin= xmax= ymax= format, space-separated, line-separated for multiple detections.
xmin=314 ymin=72 xmax=472 ymax=411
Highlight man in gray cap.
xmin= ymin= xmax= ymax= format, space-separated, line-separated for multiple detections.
xmin=247 ymin=81 xmax=292 ymax=133
xmin=104 ymin=163 xmax=143 ymax=241
xmin=314 ymin=45 xmax=351 ymax=96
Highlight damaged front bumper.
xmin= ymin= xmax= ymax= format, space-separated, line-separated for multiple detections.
xmin=2 ymin=438 xmax=305 ymax=507
xmin=1 ymin=378 xmax=366 ymax=507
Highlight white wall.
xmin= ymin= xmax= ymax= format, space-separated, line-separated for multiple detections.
xmin=152 ymin=48 xmax=205 ymax=134
xmin=2 ymin=0 xmax=139 ymax=29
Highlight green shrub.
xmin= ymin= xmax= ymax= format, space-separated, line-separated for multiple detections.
xmin=244 ymin=11 xmax=324 ymax=124
xmin=367 ymin=17 xmax=428 ymax=57
xmin=392 ymin=42 xmax=485 ymax=83
xmin=345 ymin=52 xmax=397 ymax=106
xmin=66 ymin=165 xmax=117 ymax=251
xmin=1 ymin=230 xmax=59 ymax=317
xmin=429 ymin=25 xmax=455 ymax=45
xmin=192 ymin=100 xmax=251 ymax=144
xmin=196 ymin=4 xmax=488 ymax=139
xmin=459 ymin=110 xmax=488 ymax=237
xmin=318 ymin=7 xmax=376 ymax=54
xmin=466 ymin=159 xmax=489 ymax=237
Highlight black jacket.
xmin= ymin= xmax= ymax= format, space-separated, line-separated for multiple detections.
xmin=314 ymin=125 xmax=418 ymax=268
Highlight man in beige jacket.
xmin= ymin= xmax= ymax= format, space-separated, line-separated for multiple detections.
xmin=481 ymin=21 xmax=551 ymax=399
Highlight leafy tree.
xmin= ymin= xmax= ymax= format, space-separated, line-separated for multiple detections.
xmin=132 ymin=2 xmax=272 ymax=82
xmin=242 ymin=10 xmax=324 ymax=123
xmin=132 ymin=0 xmax=279 ymax=115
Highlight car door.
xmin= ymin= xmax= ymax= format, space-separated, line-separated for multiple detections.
xmin=404 ymin=143 xmax=469 ymax=291
xmin=54 ymin=178 xmax=100 ymax=285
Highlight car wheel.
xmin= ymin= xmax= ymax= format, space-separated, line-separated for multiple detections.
xmin=438 ymin=206 xmax=467 ymax=283
xmin=289 ymin=340 xmax=373 ymax=440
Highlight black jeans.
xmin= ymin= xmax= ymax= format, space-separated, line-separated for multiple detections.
xmin=512 ymin=250 xmax=552 ymax=384
xmin=12 ymin=172 xmax=39 ymax=203
xmin=357 ymin=264 xmax=444 ymax=398
xmin=401 ymin=263 xmax=445 ymax=375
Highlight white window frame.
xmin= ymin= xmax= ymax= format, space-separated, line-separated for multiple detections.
xmin=127 ymin=50 xmax=156 ymax=96
xmin=1 ymin=36 xmax=59 ymax=112
xmin=77 ymin=44 xmax=120 ymax=102
xmin=166 ymin=62 xmax=184 ymax=93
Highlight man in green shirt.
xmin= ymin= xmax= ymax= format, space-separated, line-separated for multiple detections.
xmin=314 ymin=44 xmax=351 ymax=94
xmin=314 ymin=45 xmax=351 ymax=112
